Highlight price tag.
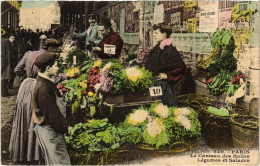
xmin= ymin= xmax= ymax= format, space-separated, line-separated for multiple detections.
xmin=104 ymin=44 xmax=116 ymax=55
xmin=149 ymin=86 xmax=163 ymax=97
xmin=73 ymin=56 xmax=76 ymax=65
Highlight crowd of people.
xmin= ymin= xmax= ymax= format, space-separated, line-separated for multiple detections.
xmin=2 ymin=13 xmax=186 ymax=165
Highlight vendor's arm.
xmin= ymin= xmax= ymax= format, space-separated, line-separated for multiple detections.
xmin=167 ymin=66 xmax=186 ymax=83
xmin=38 ymin=86 xmax=68 ymax=134
xmin=73 ymin=31 xmax=87 ymax=39
xmin=92 ymin=47 xmax=102 ymax=52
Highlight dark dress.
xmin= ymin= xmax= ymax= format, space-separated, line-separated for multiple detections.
xmin=145 ymin=42 xmax=186 ymax=106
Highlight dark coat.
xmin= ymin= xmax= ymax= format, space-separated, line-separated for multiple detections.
xmin=32 ymin=76 xmax=68 ymax=134
xmin=1 ymin=38 xmax=13 ymax=80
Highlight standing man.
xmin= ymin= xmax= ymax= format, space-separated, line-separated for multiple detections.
xmin=92 ymin=19 xmax=123 ymax=59
xmin=1 ymin=35 xmax=12 ymax=96
xmin=73 ymin=13 xmax=102 ymax=52
xmin=32 ymin=52 xmax=71 ymax=165
xmin=8 ymin=34 xmax=18 ymax=88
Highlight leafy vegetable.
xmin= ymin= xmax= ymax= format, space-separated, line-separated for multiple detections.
xmin=123 ymin=67 xmax=154 ymax=93
xmin=126 ymin=53 xmax=137 ymax=62
xmin=207 ymin=106 xmax=229 ymax=116
xmin=66 ymin=119 xmax=123 ymax=152
xmin=66 ymin=49 xmax=89 ymax=66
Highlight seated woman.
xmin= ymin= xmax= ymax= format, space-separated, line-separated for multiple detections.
xmin=91 ymin=19 xmax=123 ymax=59
xmin=145 ymin=22 xmax=186 ymax=106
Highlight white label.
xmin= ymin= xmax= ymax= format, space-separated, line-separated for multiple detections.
xmin=104 ymin=44 xmax=116 ymax=55
xmin=73 ymin=56 xmax=76 ymax=65
xmin=153 ymin=4 xmax=164 ymax=24
xmin=149 ymin=86 xmax=163 ymax=97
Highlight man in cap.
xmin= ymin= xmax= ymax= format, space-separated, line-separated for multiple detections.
xmin=32 ymin=52 xmax=71 ymax=165
xmin=92 ymin=18 xmax=123 ymax=59
xmin=73 ymin=13 xmax=101 ymax=51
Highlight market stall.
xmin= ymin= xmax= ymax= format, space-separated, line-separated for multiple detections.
xmin=53 ymin=33 xmax=203 ymax=164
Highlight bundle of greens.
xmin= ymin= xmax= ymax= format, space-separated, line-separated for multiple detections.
xmin=199 ymin=29 xmax=240 ymax=97
xmin=126 ymin=53 xmax=138 ymax=62
xmin=207 ymin=70 xmax=234 ymax=96
xmin=66 ymin=49 xmax=89 ymax=67
xmin=123 ymin=67 xmax=154 ymax=93
xmin=65 ymin=119 xmax=123 ymax=152
xmin=60 ymin=73 xmax=88 ymax=113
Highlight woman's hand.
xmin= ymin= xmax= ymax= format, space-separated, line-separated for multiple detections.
xmin=156 ymin=73 xmax=167 ymax=80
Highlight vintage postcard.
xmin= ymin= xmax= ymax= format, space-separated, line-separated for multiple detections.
xmin=1 ymin=1 xmax=259 ymax=165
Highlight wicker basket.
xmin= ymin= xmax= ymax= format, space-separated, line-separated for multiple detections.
xmin=137 ymin=139 xmax=200 ymax=156
xmin=69 ymin=148 xmax=129 ymax=165
xmin=230 ymin=115 xmax=259 ymax=148
xmin=69 ymin=139 xmax=199 ymax=165
xmin=200 ymin=108 xmax=233 ymax=149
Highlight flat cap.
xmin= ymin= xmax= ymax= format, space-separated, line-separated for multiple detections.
xmin=34 ymin=52 xmax=59 ymax=68
xmin=87 ymin=13 xmax=97 ymax=19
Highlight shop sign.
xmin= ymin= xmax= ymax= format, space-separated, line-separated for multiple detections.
xmin=171 ymin=12 xmax=181 ymax=25
xmin=187 ymin=18 xmax=197 ymax=33
xmin=199 ymin=1 xmax=219 ymax=32
xmin=153 ymin=4 xmax=164 ymax=24
xmin=7 ymin=1 xmax=20 ymax=10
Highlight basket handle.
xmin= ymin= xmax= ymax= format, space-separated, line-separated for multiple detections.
xmin=169 ymin=142 xmax=189 ymax=153
xmin=243 ymin=121 xmax=259 ymax=128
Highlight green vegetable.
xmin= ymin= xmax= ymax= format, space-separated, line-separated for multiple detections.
xmin=143 ymin=129 xmax=170 ymax=149
xmin=66 ymin=119 xmax=123 ymax=152
xmin=123 ymin=67 xmax=154 ymax=93
xmin=207 ymin=106 xmax=229 ymax=116
xmin=126 ymin=53 xmax=137 ymax=61
xmin=66 ymin=49 xmax=89 ymax=67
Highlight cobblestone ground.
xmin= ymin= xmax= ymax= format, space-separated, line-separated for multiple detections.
xmin=1 ymin=81 xmax=19 ymax=165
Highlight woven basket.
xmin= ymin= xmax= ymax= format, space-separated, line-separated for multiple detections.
xmin=137 ymin=139 xmax=200 ymax=156
xmin=69 ymin=147 xmax=129 ymax=165
xmin=230 ymin=115 xmax=259 ymax=148
xmin=200 ymin=108 xmax=233 ymax=149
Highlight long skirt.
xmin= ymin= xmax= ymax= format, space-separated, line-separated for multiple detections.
xmin=34 ymin=125 xmax=71 ymax=165
xmin=9 ymin=78 xmax=41 ymax=162
xmin=153 ymin=79 xmax=177 ymax=106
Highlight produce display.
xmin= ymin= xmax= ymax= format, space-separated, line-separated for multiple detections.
xmin=66 ymin=102 xmax=201 ymax=152
xmin=57 ymin=49 xmax=154 ymax=116
xmin=196 ymin=29 xmax=242 ymax=96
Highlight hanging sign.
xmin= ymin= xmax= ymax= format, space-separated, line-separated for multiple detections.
xmin=104 ymin=44 xmax=116 ymax=55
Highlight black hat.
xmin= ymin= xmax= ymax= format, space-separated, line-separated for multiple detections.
xmin=34 ymin=52 xmax=59 ymax=69
xmin=87 ymin=13 xmax=97 ymax=19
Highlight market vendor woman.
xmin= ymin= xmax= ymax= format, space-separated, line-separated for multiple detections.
xmin=145 ymin=22 xmax=186 ymax=106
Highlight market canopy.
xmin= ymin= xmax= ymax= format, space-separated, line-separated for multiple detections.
xmin=19 ymin=1 xmax=60 ymax=32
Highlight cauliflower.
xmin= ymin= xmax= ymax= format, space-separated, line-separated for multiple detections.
xmin=147 ymin=118 xmax=165 ymax=138
xmin=126 ymin=67 xmax=143 ymax=82
xmin=154 ymin=103 xmax=169 ymax=119
xmin=128 ymin=109 xmax=149 ymax=125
